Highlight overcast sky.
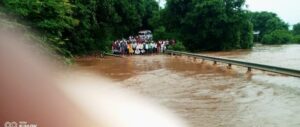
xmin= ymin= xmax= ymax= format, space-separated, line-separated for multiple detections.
xmin=156 ymin=0 xmax=300 ymax=26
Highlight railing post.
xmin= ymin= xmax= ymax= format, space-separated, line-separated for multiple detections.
xmin=228 ymin=64 xmax=232 ymax=69
xmin=247 ymin=67 xmax=252 ymax=72
xmin=213 ymin=61 xmax=217 ymax=65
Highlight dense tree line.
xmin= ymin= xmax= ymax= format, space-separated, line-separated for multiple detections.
xmin=1 ymin=0 xmax=300 ymax=57
xmin=65 ymin=0 xmax=159 ymax=54
xmin=151 ymin=0 xmax=254 ymax=51
xmin=292 ymin=23 xmax=300 ymax=43
xmin=249 ymin=11 xmax=300 ymax=44
xmin=249 ymin=12 xmax=288 ymax=41
xmin=0 ymin=0 xmax=159 ymax=56
xmin=248 ymin=11 xmax=292 ymax=44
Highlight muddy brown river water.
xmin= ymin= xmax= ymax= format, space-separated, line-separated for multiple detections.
xmin=76 ymin=44 xmax=300 ymax=127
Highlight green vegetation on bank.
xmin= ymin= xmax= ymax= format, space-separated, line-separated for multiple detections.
xmin=0 ymin=0 xmax=159 ymax=56
xmin=249 ymin=11 xmax=288 ymax=42
xmin=151 ymin=0 xmax=254 ymax=52
xmin=0 ymin=10 xmax=75 ymax=64
xmin=167 ymin=41 xmax=186 ymax=51
xmin=249 ymin=11 xmax=300 ymax=44
xmin=261 ymin=30 xmax=293 ymax=44
xmin=1 ymin=0 xmax=300 ymax=58
xmin=292 ymin=23 xmax=300 ymax=43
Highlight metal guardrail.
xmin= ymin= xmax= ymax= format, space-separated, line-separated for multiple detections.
xmin=165 ymin=50 xmax=300 ymax=78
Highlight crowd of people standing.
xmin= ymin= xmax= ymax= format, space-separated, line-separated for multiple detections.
xmin=112 ymin=36 xmax=175 ymax=55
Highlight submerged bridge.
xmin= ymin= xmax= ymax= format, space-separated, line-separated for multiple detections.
xmin=165 ymin=50 xmax=300 ymax=78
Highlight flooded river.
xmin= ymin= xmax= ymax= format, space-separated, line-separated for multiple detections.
xmin=76 ymin=44 xmax=300 ymax=127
